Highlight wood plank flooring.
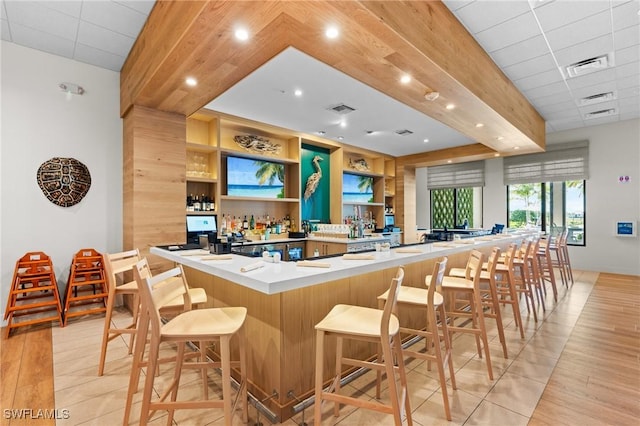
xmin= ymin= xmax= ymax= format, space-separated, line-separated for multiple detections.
xmin=1 ymin=271 xmax=639 ymax=425
xmin=529 ymin=273 xmax=640 ymax=426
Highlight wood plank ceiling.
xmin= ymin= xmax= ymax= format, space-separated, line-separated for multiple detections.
xmin=120 ymin=0 xmax=546 ymax=164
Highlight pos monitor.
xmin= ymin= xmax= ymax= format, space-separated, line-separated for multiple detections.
xmin=186 ymin=215 xmax=217 ymax=244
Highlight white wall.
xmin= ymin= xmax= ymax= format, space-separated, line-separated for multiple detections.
xmin=1 ymin=42 xmax=123 ymax=324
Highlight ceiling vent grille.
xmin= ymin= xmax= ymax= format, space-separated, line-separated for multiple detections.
xmin=584 ymin=108 xmax=617 ymax=120
xmin=327 ymin=103 xmax=356 ymax=115
xmin=395 ymin=129 xmax=413 ymax=136
xmin=565 ymin=53 xmax=613 ymax=78
xmin=578 ymin=91 xmax=616 ymax=106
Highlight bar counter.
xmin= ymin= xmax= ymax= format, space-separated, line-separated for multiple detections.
xmin=151 ymin=233 xmax=528 ymax=422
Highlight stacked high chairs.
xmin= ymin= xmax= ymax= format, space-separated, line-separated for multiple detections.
xmin=4 ymin=252 xmax=63 ymax=337
xmin=62 ymin=248 xmax=108 ymax=326
xmin=125 ymin=259 xmax=248 ymax=426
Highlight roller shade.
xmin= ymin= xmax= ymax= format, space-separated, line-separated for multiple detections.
xmin=427 ymin=161 xmax=485 ymax=189
xmin=503 ymin=140 xmax=589 ymax=185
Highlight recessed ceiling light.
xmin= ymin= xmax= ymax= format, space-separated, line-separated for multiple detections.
xmin=446 ymin=104 xmax=455 ymax=110
xmin=497 ymin=136 xmax=504 ymax=141
xmin=317 ymin=131 xmax=326 ymax=135
xmin=340 ymin=120 xmax=347 ymax=128
xmin=185 ymin=77 xmax=197 ymax=87
xmin=447 ymin=160 xmax=452 ymax=163
xmin=423 ymin=138 xmax=429 ymax=143
xmin=234 ymin=28 xmax=249 ymax=41
xmin=294 ymin=89 xmax=303 ymax=97
xmin=337 ymin=136 xmax=344 ymax=140
xmin=400 ymin=75 xmax=411 ymax=84
xmin=475 ymin=123 xmax=484 ymax=128
xmin=494 ymin=153 xmax=500 ymax=157
xmin=325 ymin=26 xmax=339 ymax=39
xmin=514 ymin=146 xmax=520 ymax=150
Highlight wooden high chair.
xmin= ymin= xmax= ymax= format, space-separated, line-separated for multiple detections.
xmin=4 ymin=252 xmax=63 ymax=337
xmin=62 ymin=248 xmax=108 ymax=326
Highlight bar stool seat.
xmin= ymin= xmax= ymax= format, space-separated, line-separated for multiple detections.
xmin=126 ymin=261 xmax=248 ymax=426
xmin=314 ymin=267 xmax=411 ymax=426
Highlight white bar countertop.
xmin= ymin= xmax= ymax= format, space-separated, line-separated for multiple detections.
xmin=151 ymin=233 xmax=528 ymax=295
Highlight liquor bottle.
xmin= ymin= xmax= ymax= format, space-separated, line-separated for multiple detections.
xmin=249 ymin=214 xmax=255 ymax=230
xmin=194 ymin=195 xmax=200 ymax=211
xmin=186 ymin=193 xmax=193 ymax=211
xmin=201 ymin=194 xmax=207 ymax=211
xmin=221 ymin=214 xmax=227 ymax=233
xmin=243 ymin=215 xmax=249 ymax=230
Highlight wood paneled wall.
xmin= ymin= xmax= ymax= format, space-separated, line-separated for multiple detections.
xmin=123 ymin=105 xmax=186 ymax=271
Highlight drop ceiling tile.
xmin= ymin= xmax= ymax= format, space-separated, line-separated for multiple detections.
xmin=537 ymin=100 xmax=579 ymax=115
xmin=473 ymin=11 xmax=540 ymax=52
xmin=619 ymin=95 xmax=640 ymax=109
xmin=613 ymin=25 xmax=640 ymax=50
xmin=547 ymin=118 xmax=586 ymax=132
xmin=1 ymin=2 xmax=7 ymax=20
xmin=612 ymin=0 xmax=640 ymax=31
xmin=502 ymin=53 xmax=557 ymax=81
xmin=617 ymin=85 xmax=640 ymax=99
xmin=544 ymin=10 xmax=612 ymax=52
xmin=522 ymin=80 xmax=568 ymax=100
xmin=542 ymin=107 xmax=581 ymax=121
xmin=528 ymin=90 xmax=574 ymax=107
xmin=615 ymin=61 xmax=640 ymax=79
xmin=617 ymin=74 xmax=640 ymax=90
xmin=578 ymin=99 xmax=618 ymax=115
xmin=38 ymin=1 xmax=82 ymax=18
xmin=571 ymin=80 xmax=618 ymax=100
xmin=615 ymin=44 xmax=640 ymax=67
xmin=77 ymin=21 xmax=135 ymax=57
xmin=533 ymin=0 xmax=610 ymax=32
xmin=447 ymin=1 xmax=530 ymax=34
xmin=81 ymin=0 xmax=147 ymax=38
xmin=489 ymin=35 xmax=550 ymax=68
xmin=114 ymin=0 xmax=156 ymax=16
xmin=552 ymin=34 xmax=614 ymax=68
xmin=442 ymin=0 xmax=475 ymax=12
xmin=4 ymin=1 xmax=78 ymax=40
xmin=513 ymin=68 xmax=564 ymax=92
xmin=1 ymin=18 xmax=10 ymax=41
xmin=582 ymin=115 xmax=619 ymax=126
xmin=566 ymin=68 xmax=617 ymax=91
xmin=74 ymin=42 xmax=124 ymax=72
xmin=9 ymin=21 xmax=74 ymax=58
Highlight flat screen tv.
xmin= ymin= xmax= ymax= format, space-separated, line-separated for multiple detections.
xmin=227 ymin=156 xmax=285 ymax=199
xmin=342 ymin=173 xmax=373 ymax=203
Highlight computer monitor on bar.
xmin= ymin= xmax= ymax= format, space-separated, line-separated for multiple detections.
xmin=186 ymin=215 xmax=217 ymax=244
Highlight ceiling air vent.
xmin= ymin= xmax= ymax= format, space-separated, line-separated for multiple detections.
xmin=395 ymin=129 xmax=413 ymax=136
xmin=584 ymin=108 xmax=617 ymax=120
xmin=578 ymin=91 xmax=616 ymax=106
xmin=327 ymin=103 xmax=356 ymax=115
xmin=565 ymin=53 xmax=613 ymax=78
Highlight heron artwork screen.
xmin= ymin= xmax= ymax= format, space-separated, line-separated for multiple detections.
xmin=342 ymin=173 xmax=374 ymax=203
xmin=226 ymin=156 xmax=285 ymax=199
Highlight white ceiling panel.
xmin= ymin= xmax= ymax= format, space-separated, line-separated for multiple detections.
xmin=527 ymin=90 xmax=574 ymax=107
xmin=534 ymin=0 xmax=611 ymax=32
xmin=544 ymin=11 xmax=613 ymax=52
xmin=38 ymin=1 xmax=82 ymax=18
xmin=1 ymin=18 xmax=9 ymax=40
xmin=74 ymin=42 xmax=125 ymax=71
xmin=114 ymin=0 xmax=155 ymax=15
xmin=566 ymin=69 xmax=618 ymax=91
xmin=9 ymin=20 xmax=74 ymax=58
xmin=552 ymin=34 xmax=614 ymax=68
xmin=616 ymin=61 xmax=640 ymax=79
xmin=616 ymin=45 xmax=640 ymax=67
xmin=4 ymin=1 xmax=78 ymax=40
xmin=449 ymin=1 xmax=530 ymax=33
xmin=81 ymin=0 xmax=147 ymax=37
xmin=514 ymin=68 xmax=564 ymax=92
xmin=1 ymin=2 xmax=7 ymax=20
xmin=537 ymin=100 xmax=580 ymax=115
xmin=502 ymin=53 xmax=557 ymax=81
xmin=522 ymin=81 xmax=568 ymax=100
xmin=489 ymin=35 xmax=550 ymax=68
xmin=614 ymin=25 xmax=640 ymax=50
xmin=612 ymin=0 xmax=640 ymax=31
xmin=571 ymin=80 xmax=618 ymax=99
xmin=77 ymin=21 xmax=135 ymax=56
xmin=473 ymin=11 xmax=540 ymax=52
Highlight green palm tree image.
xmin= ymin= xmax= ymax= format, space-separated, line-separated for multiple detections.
xmin=255 ymin=161 xmax=285 ymax=198
xmin=357 ymin=176 xmax=374 ymax=203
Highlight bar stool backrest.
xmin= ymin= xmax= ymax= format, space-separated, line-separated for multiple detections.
xmin=426 ymin=257 xmax=448 ymax=310
xmin=380 ymin=267 xmax=405 ymax=338
xmin=132 ymin=259 xmax=190 ymax=337
xmin=104 ymin=249 xmax=141 ymax=296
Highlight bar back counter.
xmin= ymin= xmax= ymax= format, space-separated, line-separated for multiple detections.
xmin=151 ymin=232 xmax=532 ymax=422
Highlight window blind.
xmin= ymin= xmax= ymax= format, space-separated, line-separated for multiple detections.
xmin=427 ymin=160 xmax=485 ymax=189
xmin=503 ymin=140 xmax=589 ymax=185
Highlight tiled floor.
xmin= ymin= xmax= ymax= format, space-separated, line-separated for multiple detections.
xmin=50 ymin=270 xmax=598 ymax=425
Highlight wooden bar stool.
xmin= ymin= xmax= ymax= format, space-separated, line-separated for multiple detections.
xmin=4 ymin=252 xmax=63 ymax=337
xmin=314 ymin=267 xmax=412 ymax=426
xmin=125 ymin=260 xmax=248 ymax=426
xmin=549 ymin=228 xmax=573 ymax=287
xmin=62 ymin=248 xmax=108 ymax=325
xmin=449 ymin=247 xmax=508 ymax=358
xmin=377 ymin=258 xmax=456 ymax=421
xmin=537 ymin=236 xmax=559 ymax=302
xmin=493 ymin=244 xmax=525 ymax=338
xmin=512 ymin=240 xmax=539 ymax=323
xmin=98 ymin=249 xmax=142 ymax=376
xmin=436 ymin=250 xmax=494 ymax=380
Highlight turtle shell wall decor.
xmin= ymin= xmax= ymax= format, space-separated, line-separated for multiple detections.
xmin=37 ymin=157 xmax=92 ymax=207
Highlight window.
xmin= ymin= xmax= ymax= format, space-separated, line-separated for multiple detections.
xmin=507 ymin=180 xmax=585 ymax=246
xmin=431 ymin=187 xmax=482 ymax=229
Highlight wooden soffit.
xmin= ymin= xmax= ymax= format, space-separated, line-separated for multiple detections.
xmin=121 ymin=0 xmax=545 ymax=157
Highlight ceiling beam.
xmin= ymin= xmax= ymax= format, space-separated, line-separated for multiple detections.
xmin=121 ymin=0 xmax=545 ymax=158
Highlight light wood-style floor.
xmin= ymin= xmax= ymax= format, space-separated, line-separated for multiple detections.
xmin=1 ymin=271 xmax=639 ymax=425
